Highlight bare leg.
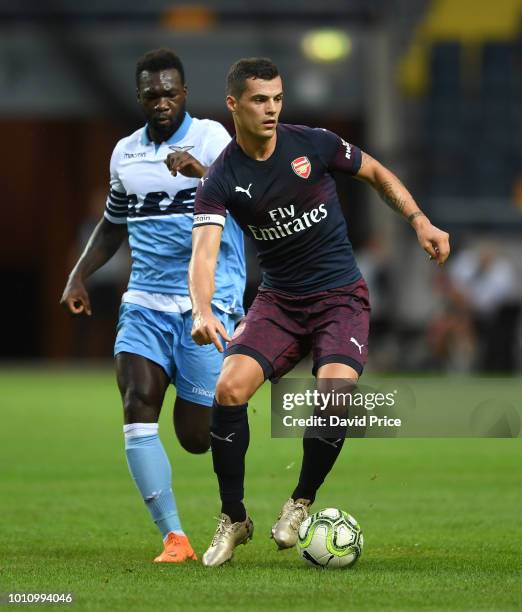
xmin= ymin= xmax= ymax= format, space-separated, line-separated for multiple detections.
xmin=173 ymin=397 xmax=212 ymax=454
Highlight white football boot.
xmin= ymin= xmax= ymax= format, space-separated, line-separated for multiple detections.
xmin=271 ymin=498 xmax=311 ymax=549
xmin=202 ymin=513 xmax=254 ymax=567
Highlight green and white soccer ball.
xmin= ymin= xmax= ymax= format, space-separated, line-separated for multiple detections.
xmin=297 ymin=508 xmax=363 ymax=569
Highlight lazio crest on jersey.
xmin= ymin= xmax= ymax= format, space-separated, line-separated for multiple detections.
xmin=104 ymin=113 xmax=245 ymax=317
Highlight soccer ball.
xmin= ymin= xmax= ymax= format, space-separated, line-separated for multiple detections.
xmin=297 ymin=508 xmax=363 ymax=569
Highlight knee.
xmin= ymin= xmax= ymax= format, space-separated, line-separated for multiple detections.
xmin=316 ymin=377 xmax=357 ymax=418
xmin=215 ymin=375 xmax=250 ymax=406
xmin=178 ymin=431 xmax=210 ymax=455
xmin=122 ymin=385 xmax=160 ymax=423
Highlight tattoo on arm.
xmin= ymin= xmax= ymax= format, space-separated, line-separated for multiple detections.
xmin=360 ymin=151 xmax=423 ymax=221
xmin=378 ymin=180 xmax=407 ymax=215
xmin=407 ymin=211 xmax=425 ymax=224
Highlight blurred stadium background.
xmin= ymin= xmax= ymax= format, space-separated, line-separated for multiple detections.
xmin=1 ymin=3 xmax=521 ymax=608
xmin=1 ymin=0 xmax=521 ymax=373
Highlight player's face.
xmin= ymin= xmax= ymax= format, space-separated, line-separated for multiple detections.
xmin=137 ymin=68 xmax=187 ymax=139
xmin=227 ymin=76 xmax=283 ymax=140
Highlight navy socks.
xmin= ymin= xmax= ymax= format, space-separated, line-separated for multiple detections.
xmin=292 ymin=435 xmax=346 ymax=504
xmin=210 ymin=399 xmax=249 ymax=523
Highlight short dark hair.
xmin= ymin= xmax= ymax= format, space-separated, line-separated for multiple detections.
xmin=226 ymin=57 xmax=279 ymax=98
xmin=135 ymin=48 xmax=185 ymax=87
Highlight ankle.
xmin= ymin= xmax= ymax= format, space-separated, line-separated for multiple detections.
xmin=221 ymin=501 xmax=247 ymax=523
xmin=291 ymin=488 xmax=315 ymax=505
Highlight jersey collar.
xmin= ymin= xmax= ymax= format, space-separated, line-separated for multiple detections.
xmin=140 ymin=112 xmax=193 ymax=146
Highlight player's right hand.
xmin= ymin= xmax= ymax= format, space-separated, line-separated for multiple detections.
xmin=165 ymin=151 xmax=206 ymax=178
xmin=60 ymin=277 xmax=92 ymax=316
xmin=192 ymin=311 xmax=231 ymax=353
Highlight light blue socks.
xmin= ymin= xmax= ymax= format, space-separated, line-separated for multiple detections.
xmin=124 ymin=422 xmax=183 ymax=538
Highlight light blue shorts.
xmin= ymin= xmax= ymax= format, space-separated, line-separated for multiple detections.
xmin=114 ymin=302 xmax=236 ymax=407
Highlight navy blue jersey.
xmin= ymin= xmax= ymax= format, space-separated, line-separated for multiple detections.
xmin=194 ymin=123 xmax=363 ymax=295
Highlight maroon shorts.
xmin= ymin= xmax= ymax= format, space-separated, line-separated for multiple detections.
xmin=225 ymin=278 xmax=370 ymax=380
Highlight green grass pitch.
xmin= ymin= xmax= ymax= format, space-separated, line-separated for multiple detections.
xmin=1 ymin=369 xmax=520 ymax=611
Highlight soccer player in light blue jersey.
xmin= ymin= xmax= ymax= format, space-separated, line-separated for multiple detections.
xmin=61 ymin=49 xmax=245 ymax=563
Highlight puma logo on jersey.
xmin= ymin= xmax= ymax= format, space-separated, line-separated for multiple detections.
xmin=210 ymin=431 xmax=235 ymax=443
xmin=235 ymin=183 xmax=252 ymax=198
xmin=200 ymin=177 xmax=208 ymax=186
xmin=350 ymin=337 xmax=364 ymax=354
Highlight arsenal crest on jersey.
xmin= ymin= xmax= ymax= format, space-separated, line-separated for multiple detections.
xmin=291 ymin=156 xmax=311 ymax=179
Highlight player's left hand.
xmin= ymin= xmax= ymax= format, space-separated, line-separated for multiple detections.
xmin=413 ymin=216 xmax=450 ymax=266
xmin=165 ymin=151 xmax=207 ymax=178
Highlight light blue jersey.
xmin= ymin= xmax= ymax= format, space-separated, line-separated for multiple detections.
xmin=104 ymin=112 xmax=245 ymax=317
xmin=104 ymin=113 xmax=245 ymax=405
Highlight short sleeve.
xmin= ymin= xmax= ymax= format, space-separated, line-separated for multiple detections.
xmin=312 ymin=128 xmax=362 ymax=175
xmin=193 ymin=172 xmax=228 ymax=229
xmin=201 ymin=121 xmax=232 ymax=166
xmin=104 ymin=145 xmax=130 ymax=225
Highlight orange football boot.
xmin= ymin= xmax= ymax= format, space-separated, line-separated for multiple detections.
xmin=153 ymin=532 xmax=198 ymax=563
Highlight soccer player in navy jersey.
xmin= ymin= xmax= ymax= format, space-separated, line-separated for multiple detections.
xmin=61 ymin=49 xmax=245 ymax=563
xmin=189 ymin=58 xmax=450 ymax=566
